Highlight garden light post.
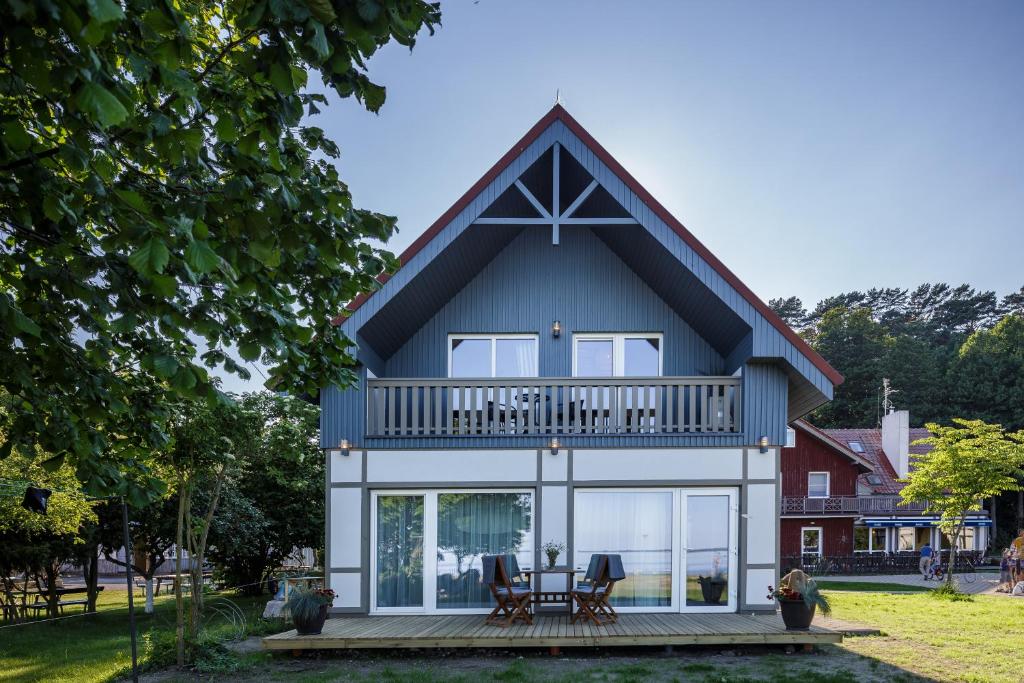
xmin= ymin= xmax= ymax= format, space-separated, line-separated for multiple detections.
xmin=122 ymin=497 xmax=140 ymax=683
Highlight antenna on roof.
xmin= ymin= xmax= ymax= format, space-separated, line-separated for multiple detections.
xmin=881 ymin=378 xmax=898 ymax=415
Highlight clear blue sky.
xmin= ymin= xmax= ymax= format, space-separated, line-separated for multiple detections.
xmin=224 ymin=1 xmax=1024 ymax=391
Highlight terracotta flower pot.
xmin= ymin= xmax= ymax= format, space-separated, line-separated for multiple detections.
xmin=294 ymin=603 xmax=330 ymax=635
xmin=778 ymin=598 xmax=816 ymax=631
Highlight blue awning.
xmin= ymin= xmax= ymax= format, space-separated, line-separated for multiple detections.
xmin=863 ymin=518 xmax=992 ymax=528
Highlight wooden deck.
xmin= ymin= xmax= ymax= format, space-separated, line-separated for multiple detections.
xmin=263 ymin=613 xmax=841 ymax=650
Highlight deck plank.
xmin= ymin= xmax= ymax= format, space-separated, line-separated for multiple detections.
xmin=263 ymin=612 xmax=842 ymax=650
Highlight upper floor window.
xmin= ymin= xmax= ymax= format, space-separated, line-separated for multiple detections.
xmin=448 ymin=335 xmax=538 ymax=378
xmin=572 ymin=333 xmax=662 ymax=377
xmin=807 ymin=472 xmax=830 ymax=498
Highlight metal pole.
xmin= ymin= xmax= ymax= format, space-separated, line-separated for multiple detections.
xmin=122 ymin=498 xmax=139 ymax=683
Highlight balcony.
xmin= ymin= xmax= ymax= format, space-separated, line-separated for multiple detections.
xmin=780 ymin=496 xmax=929 ymax=516
xmin=366 ymin=376 xmax=741 ymax=438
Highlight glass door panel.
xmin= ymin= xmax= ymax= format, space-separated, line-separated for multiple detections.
xmin=683 ymin=494 xmax=732 ymax=608
xmin=574 ymin=490 xmax=673 ymax=608
xmin=435 ymin=492 xmax=533 ymax=609
xmin=375 ymin=495 xmax=424 ymax=608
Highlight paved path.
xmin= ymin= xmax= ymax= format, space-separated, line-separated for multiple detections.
xmin=823 ymin=572 xmax=1000 ymax=595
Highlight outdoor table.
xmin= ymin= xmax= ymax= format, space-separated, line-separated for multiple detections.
xmin=153 ymin=572 xmax=213 ymax=595
xmin=522 ymin=566 xmax=578 ymax=612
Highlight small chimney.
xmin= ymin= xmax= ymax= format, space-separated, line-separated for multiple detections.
xmin=881 ymin=409 xmax=910 ymax=478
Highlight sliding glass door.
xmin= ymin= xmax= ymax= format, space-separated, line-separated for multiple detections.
xmin=371 ymin=490 xmax=534 ymax=614
xmin=574 ymin=487 xmax=738 ymax=613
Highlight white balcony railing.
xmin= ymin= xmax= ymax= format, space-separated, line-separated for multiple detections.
xmin=780 ymin=496 xmax=930 ymax=515
xmin=366 ymin=376 xmax=741 ymax=438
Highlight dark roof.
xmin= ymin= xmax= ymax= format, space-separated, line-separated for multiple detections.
xmin=821 ymin=427 xmax=933 ymax=495
xmin=333 ymin=104 xmax=843 ymax=388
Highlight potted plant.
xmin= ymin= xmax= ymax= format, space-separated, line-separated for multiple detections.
xmin=542 ymin=540 xmax=566 ymax=569
xmin=697 ymin=555 xmax=727 ymax=604
xmin=767 ymin=569 xmax=830 ymax=630
xmin=285 ymin=587 xmax=335 ymax=635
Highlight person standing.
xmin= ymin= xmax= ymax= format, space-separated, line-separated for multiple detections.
xmin=919 ymin=541 xmax=934 ymax=579
xmin=1011 ymin=530 xmax=1024 ymax=583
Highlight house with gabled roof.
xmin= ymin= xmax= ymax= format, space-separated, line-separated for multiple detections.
xmin=320 ymin=104 xmax=843 ymax=619
xmin=781 ymin=410 xmax=990 ymax=568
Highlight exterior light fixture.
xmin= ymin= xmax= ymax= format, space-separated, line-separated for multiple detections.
xmin=339 ymin=439 xmax=351 ymax=456
xmin=552 ymin=321 xmax=561 ymax=338
xmin=758 ymin=436 xmax=769 ymax=454
xmin=22 ymin=486 xmax=51 ymax=515
xmin=549 ymin=437 xmax=560 ymax=455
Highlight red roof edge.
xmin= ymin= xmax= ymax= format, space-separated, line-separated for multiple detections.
xmin=792 ymin=420 xmax=874 ymax=472
xmin=334 ymin=104 xmax=843 ymax=387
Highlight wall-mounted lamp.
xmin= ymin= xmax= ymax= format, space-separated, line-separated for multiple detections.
xmin=339 ymin=439 xmax=351 ymax=456
xmin=552 ymin=320 xmax=561 ymax=338
xmin=549 ymin=437 xmax=560 ymax=455
xmin=758 ymin=436 xmax=769 ymax=454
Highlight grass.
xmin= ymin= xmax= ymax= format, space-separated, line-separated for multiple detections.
xmin=815 ymin=581 xmax=933 ymax=593
xmin=825 ymin=590 xmax=1024 ymax=682
xmin=5 ymin=585 xmax=1024 ymax=682
xmin=0 ymin=588 xmax=282 ymax=682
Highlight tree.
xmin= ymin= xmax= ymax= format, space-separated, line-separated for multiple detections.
xmin=808 ymin=307 xmax=892 ymax=427
xmin=768 ymin=296 xmax=807 ymax=331
xmin=95 ymin=495 xmax=178 ymax=613
xmin=900 ymin=419 xmax=1024 ymax=586
xmin=0 ymin=0 xmax=442 ymax=498
xmin=207 ymin=392 xmax=323 ymax=595
xmin=0 ymin=446 xmax=95 ymax=618
xmin=948 ymin=315 xmax=1024 ymax=432
xmin=165 ymin=396 xmax=257 ymax=665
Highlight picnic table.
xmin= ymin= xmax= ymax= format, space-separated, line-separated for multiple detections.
xmin=1 ymin=581 xmax=104 ymax=621
xmin=148 ymin=571 xmax=213 ymax=596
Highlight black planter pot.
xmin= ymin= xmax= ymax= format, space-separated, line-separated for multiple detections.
xmin=778 ymin=598 xmax=816 ymax=631
xmin=697 ymin=576 xmax=726 ymax=605
xmin=294 ymin=604 xmax=330 ymax=635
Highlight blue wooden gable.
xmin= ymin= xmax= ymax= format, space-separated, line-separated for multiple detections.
xmin=326 ymin=106 xmax=841 ymax=448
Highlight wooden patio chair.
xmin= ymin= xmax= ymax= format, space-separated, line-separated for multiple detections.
xmin=571 ymin=554 xmax=609 ymax=625
xmin=482 ymin=554 xmax=532 ymax=627
xmin=593 ymin=554 xmax=626 ymax=623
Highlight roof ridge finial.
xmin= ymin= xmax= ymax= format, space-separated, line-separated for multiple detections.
xmin=555 ymin=89 xmax=563 ymax=107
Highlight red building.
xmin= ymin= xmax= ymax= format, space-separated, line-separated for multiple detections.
xmin=781 ymin=410 xmax=992 ymax=565
xmin=780 ymin=421 xmax=873 ymax=559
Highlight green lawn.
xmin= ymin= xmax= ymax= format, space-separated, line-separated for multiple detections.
xmin=826 ymin=590 xmax=1024 ymax=683
xmin=815 ymin=581 xmax=932 ymax=593
xmin=4 ymin=586 xmax=1024 ymax=682
xmin=0 ymin=589 xmax=278 ymax=682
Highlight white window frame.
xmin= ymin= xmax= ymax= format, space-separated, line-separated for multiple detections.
xmin=571 ymin=332 xmax=664 ymax=377
xmin=447 ymin=334 xmax=539 ymax=378
xmin=369 ymin=488 xmax=535 ymax=615
xmin=801 ymin=526 xmax=823 ymax=557
xmin=853 ymin=526 xmax=888 ymax=554
xmin=807 ymin=471 xmax=830 ymax=499
xmin=572 ymin=487 xmax=738 ymax=614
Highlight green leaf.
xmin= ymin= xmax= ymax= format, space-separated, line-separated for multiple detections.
xmin=308 ymin=20 xmax=330 ymax=60
xmin=185 ymin=240 xmax=220 ymax=274
xmin=151 ymin=354 xmax=178 ymax=378
xmin=2 ymin=122 xmax=32 ymax=152
xmin=214 ymin=116 xmax=238 ymax=143
xmin=86 ymin=0 xmax=125 ymax=23
xmin=40 ymin=453 xmax=65 ymax=472
xmin=306 ymin=0 xmax=336 ymax=23
xmin=249 ymin=240 xmax=281 ymax=267
xmin=150 ymin=274 xmax=177 ymax=297
xmin=128 ymin=237 xmax=170 ymax=275
xmin=171 ymin=365 xmax=197 ymax=390
xmin=269 ymin=63 xmax=294 ymax=94
xmin=13 ymin=308 xmax=42 ymax=337
xmin=356 ymin=0 xmax=382 ymax=22
xmin=75 ymin=82 xmax=129 ymax=129
xmin=238 ymin=342 xmax=261 ymax=361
